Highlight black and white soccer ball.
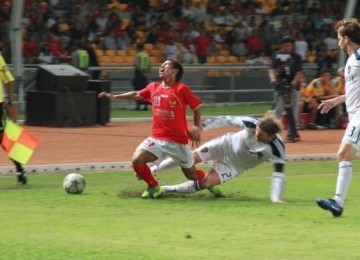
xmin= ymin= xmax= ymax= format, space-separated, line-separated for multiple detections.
xmin=63 ymin=173 xmax=86 ymax=194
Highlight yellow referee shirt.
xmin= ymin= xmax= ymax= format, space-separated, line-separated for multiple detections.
xmin=0 ymin=55 xmax=14 ymax=103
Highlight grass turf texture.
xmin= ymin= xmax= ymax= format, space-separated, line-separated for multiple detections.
xmin=1 ymin=161 xmax=360 ymax=259
xmin=18 ymin=104 xmax=271 ymax=121
xmin=110 ymin=103 xmax=273 ymax=118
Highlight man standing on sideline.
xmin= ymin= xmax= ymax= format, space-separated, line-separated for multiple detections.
xmin=132 ymin=42 xmax=150 ymax=111
xmin=0 ymin=54 xmax=27 ymax=185
xmin=317 ymin=18 xmax=360 ymax=217
xmin=98 ymin=59 xmax=209 ymax=198
xmin=268 ymin=36 xmax=303 ymax=142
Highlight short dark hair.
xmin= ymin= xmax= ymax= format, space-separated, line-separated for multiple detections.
xmin=280 ymin=36 xmax=294 ymax=44
xmin=167 ymin=59 xmax=183 ymax=81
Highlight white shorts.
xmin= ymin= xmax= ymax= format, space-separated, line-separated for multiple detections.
xmin=195 ymin=134 xmax=242 ymax=183
xmin=138 ymin=137 xmax=194 ymax=168
xmin=342 ymin=117 xmax=360 ymax=151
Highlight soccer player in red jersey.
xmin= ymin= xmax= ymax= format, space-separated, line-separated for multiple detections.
xmin=98 ymin=59 xmax=208 ymax=198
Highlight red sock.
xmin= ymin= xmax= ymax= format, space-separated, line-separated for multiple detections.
xmin=196 ymin=169 xmax=206 ymax=180
xmin=133 ymin=164 xmax=158 ymax=188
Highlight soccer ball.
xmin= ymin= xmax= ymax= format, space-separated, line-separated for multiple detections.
xmin=63 ymin=173 xmax=86 ymax=194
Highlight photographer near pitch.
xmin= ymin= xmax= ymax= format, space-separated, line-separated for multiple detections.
xmin=268 ymin=36 xmax=303 ymax=142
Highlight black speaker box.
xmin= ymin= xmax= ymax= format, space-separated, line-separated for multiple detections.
xmin=37 ymin=64 xmax=89 ymax=92
xmin=87 ymin=80 xmax=111 ymax=125
xmin=25 ymin=91 xmax=97 ymax=127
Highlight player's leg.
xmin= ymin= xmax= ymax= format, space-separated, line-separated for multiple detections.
xmin=317 ymin=126 xmax=359 ymax=216
xmin=159 ymin=142 xmax=204 ymax=181
xmin=162 ymin=161 xmax=238 ymax=197
xmin=162 ymin=168 xmax=221 ymax=194
xmin=132 ymin=137 xmax=164 ymax=198
xmin=273 ymin=90 xmax=284 ymax=118
xmin=12 ymin=159 xmax=27 ymax=185
xmin=0 ymin=106 xmax=27 ymax=185
xmin=150 ymin=150 xmax=201 ymax=174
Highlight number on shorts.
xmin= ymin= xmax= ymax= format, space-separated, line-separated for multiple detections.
xmin=348 ymin=126 xmax=356 ymax=137
xmin=221 ymin=172 xmax=232 ymax=182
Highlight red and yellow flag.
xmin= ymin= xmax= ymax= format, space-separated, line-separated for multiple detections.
xmin=1 ymin=119 xmax=39 ymax=164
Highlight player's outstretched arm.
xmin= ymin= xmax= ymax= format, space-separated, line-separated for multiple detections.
xmin=202 ymin=116 xmax=247 ymax=131
xmin=98 ymin=91 xmax=141 ymax=101
xmin=318 ymin=95 xmax=345 ymax=114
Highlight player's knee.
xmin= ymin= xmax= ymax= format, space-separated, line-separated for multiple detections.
xmin=132 ymin=155 xmax=148 ymax=166
xmin=199 ymin=179 xmax=210 ymax=189
xmin=337 ymin=148 xmax=354 ymax=161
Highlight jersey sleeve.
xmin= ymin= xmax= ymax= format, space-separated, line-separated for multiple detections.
xmin=202 ymin=116 xmax=259 ymax=131
xmin=182 ymin=85 xmax=202 ymax=110
xmin=138 ymin=82 xmax=155 ymax=103
xmin=268 ymin=135 xmax=286 ymax=164
xmin=0 ymin=55 xmax=14 ymax=84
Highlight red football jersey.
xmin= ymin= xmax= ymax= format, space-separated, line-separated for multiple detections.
xmin=139 ymin=81 xmax=202 ymax=144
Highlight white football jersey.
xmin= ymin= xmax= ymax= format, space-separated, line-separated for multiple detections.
xmin=201 ymin=116 xmax=285 ymax=173
xmin=344 ymin=49 xmax=360 ymax=115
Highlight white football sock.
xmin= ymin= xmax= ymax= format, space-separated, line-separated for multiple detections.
xmin=334 ymin=161 xmax=352 ymax=207
xmin=270 ymin=172 xmax=285 ymax=202
xmin=151 ymin=158 xmax=179 ymax=174
xmin=162 ymin=181 xmax=198 ymax=193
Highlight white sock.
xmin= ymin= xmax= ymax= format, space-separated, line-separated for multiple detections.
xmin=334 ymin=161 xmax=352 ymax=207
xmin=151 ymin=158 xmax=179 ymax=174
xmin=162 ymin=181 xmax=198 ymax=193
xmin=270 ymin=172 xmax=285 ymax=202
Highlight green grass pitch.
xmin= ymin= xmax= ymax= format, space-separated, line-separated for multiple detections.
xmin=1 ymin=160 xmax=360 ymax=259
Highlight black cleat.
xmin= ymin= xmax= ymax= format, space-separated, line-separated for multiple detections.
xmin=316 ymin=198 xmax=343 ymax=217
xmin=16 ymin=172 xmax=27 ymax=186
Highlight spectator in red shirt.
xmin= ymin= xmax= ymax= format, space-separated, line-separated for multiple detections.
xmin=98 ymin=59 xmax=219 ymax=198
xmin=49 ymin=34 xmax=68 ymax=58
xmin=23 ymin=35 xmax=38 ymax=63
xmin=246 ymin=29 xmax=264 ymax=54
xmin=194 ymin=29 xmax=210 ymax=64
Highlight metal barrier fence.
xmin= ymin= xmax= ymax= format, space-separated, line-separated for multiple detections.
xmin=18 ymin=64 xmax=319 ymax=111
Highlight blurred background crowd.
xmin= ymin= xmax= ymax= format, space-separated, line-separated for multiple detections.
xmin=0 ymin=0 xmax=349 ymax=68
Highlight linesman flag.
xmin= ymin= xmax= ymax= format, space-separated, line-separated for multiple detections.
xmin=1 ymin=119 xmax=39 ymax=164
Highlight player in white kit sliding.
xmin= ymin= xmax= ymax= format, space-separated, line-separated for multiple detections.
xmin=151 ymin=114 xmax=287 ymax=203
xmin=316 ymin=18 xmax=360 ymax=217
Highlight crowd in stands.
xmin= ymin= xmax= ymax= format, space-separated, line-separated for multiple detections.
xmin=0 ymin=0 xmax=347 ymax=68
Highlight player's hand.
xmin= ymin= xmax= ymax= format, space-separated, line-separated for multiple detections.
xmin=98 ymin=92 xmax=113 ymax=100
xmin=3 ymin=101 xmax=18 ymax=122
xmin=318 ymin=99 xmax=335 ymax=114
xmin=188 ymin=126 xmax=202 ymax=148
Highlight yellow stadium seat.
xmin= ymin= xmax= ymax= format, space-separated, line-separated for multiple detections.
xmin=149 ymin=0 xmax=160 ymax=8
xmin=124 ymin=56 xmax=135 ymax=64
xmin=112 ymin=56 xmax=126 ymax=64
xmin=127 ymin=49 xmax=137 ymax=56
xmin=98 ymin=55 xmax=111 ymax=65
xmin=215 ymin=55 xmax=227 ymax=63
xmin=95 ymin=49 xmax=104 ymax=57
xmin=207 ymin=69 xmax=221 ymax=77
xmin=206 ymin=56 xmax=216 ymax=64
xmin=105 ymin=50 xmax=116 ymax=56
xmin=150 ymin=56 xmax=161 ymax=64
xmin=218 ymin=49 xmax=230 ymax=56
xmin=227 ymin=56 xmax=239 ymax=63
xmin=144 ymin=43 xmax=154 ymax=51
xmin=117 ymin=50 xmax=127 ymax=56
xmin=116 ymin=3 xmax=128 ymax=11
